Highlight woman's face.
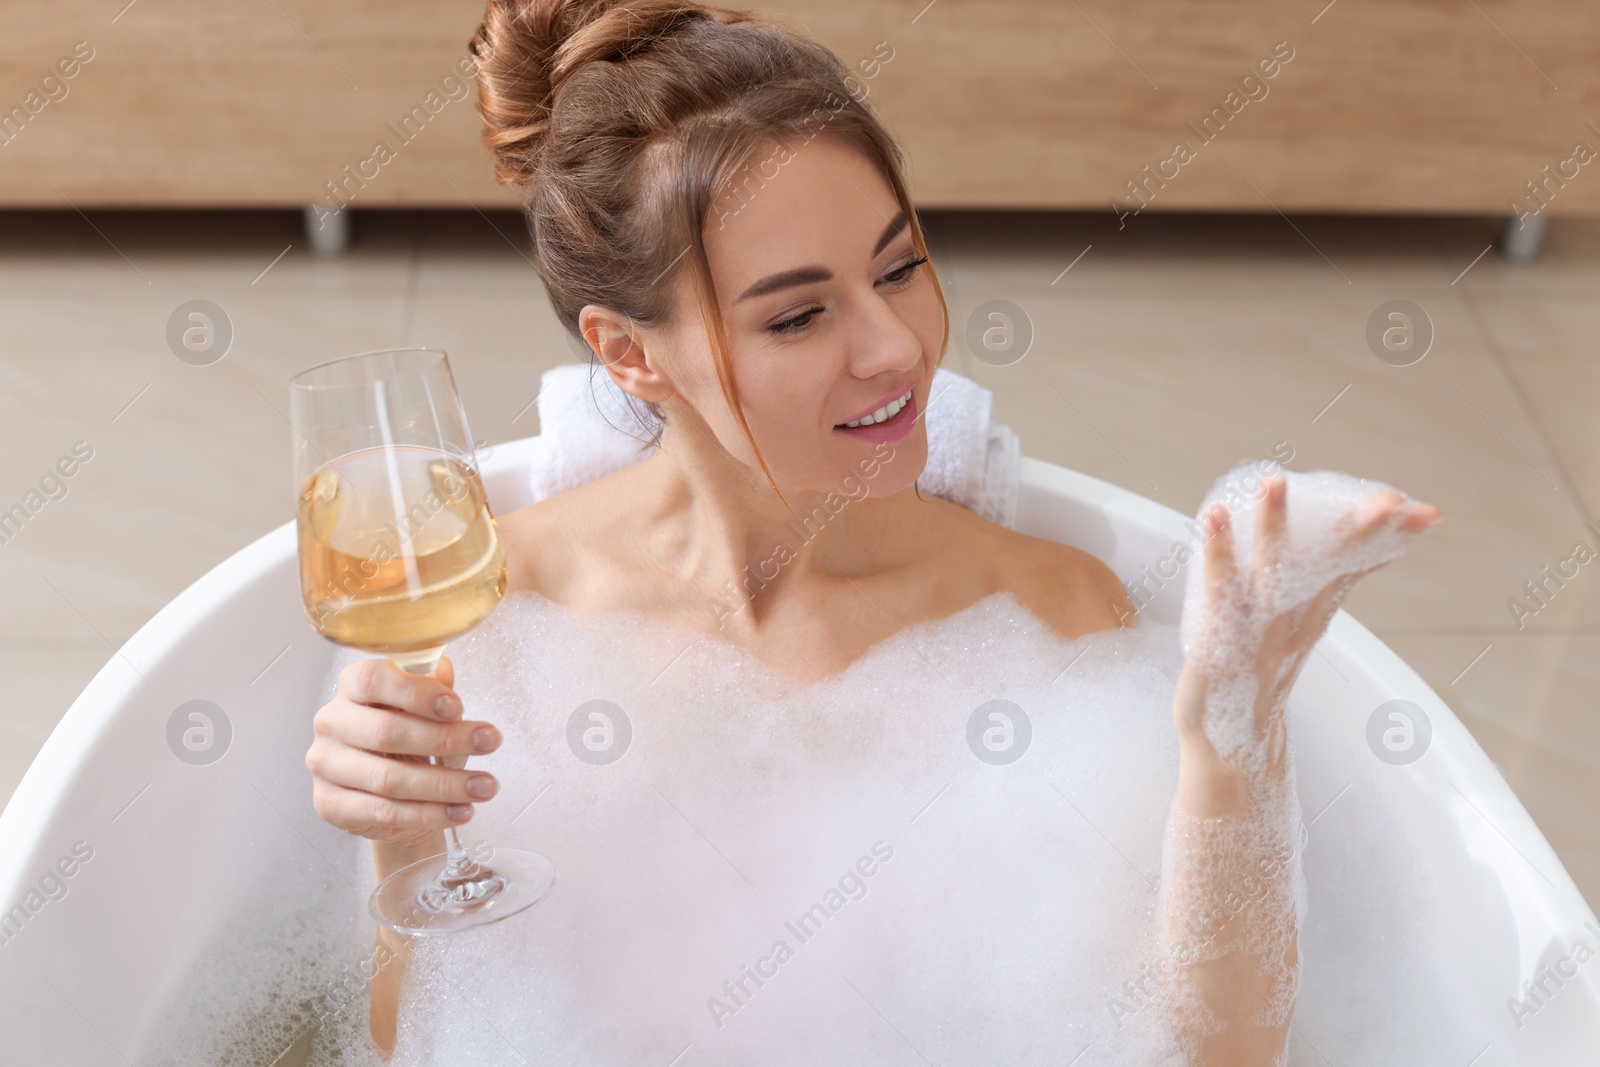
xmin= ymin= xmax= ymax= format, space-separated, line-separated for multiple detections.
xmin=660 ymin=133 xmax=942 ymax=497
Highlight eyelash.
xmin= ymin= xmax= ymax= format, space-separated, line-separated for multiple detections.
xmin=767 ymin=255 xmax=930 ymax=336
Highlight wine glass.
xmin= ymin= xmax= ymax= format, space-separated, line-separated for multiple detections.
xmin=288 ymin=347 xmax=555 ymax=935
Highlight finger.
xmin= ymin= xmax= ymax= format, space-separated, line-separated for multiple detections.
xmin=1399 ymin=501 xmax=1442 ymax=533
xmin=1256 ymin=473 xmax=1286 ymax=582
xmin=312 ymin=779 xmax=474 ymax=837
xmin=339 ymin=657 xmax=464 ymax=723
xmin=1202 ymin=502 xmax=1236 ymax=594
xmin=311 ymin=744 xmax=498 ymax=805
xmin=1354 ymin=489 xmax=1405 ymax=535
xmin=319 ymin=699 xmax=502 ymax=759
xmin=1333 ymin=490 xmax=1405 ymax=555
xmin=1338 ymin=492 xmax=1440 ymax=561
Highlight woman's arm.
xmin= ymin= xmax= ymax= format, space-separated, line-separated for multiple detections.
xmin=304 ymin=655 xmax=505 ymax=1056
xmin=365 ymin=835 xmax=442 ymax=1054
xmin=1156 ymin=474 xmax=1440 ymax=1064
xmin=1162 ymin=664 xmax=1304 ymax=1063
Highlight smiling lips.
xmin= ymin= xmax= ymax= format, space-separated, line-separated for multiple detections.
xmin=836 ymin=384 xmax=915 ymax=428
xmin=833 ymin=382 xmax=919 ymax=443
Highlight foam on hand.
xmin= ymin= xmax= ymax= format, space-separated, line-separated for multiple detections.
xmin=1157 ymin=462 xmax=1424 ymax=1059
xmin=1178 ymin=464 xmax=1418 ymax=774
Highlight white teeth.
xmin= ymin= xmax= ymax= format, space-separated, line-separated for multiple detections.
xmin=841 ymin=388 xmax=912 ymax=429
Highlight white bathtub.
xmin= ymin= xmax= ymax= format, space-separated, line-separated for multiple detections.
xmin=1 ymin=440 xmax=1597 ymax=1063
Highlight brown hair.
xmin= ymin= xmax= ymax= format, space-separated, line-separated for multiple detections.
xmin=467 ymin=0 xmax=949 ymax=501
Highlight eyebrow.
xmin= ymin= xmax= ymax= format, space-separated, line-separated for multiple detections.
xmin=735 ymin=209 xmax=911 ymax=303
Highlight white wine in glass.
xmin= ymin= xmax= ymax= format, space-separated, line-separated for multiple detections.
xmin=289 ymin=347 xmax=555 ymax=935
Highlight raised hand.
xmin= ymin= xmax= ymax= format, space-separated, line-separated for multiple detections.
xmin=1157 ymin=469 xmax=1441 ymax=1064
xmin=1173 ymin=470 xmax=1442 ymax=808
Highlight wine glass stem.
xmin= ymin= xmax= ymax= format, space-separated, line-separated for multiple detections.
xmin=439 ymin=824 xmax=476 ymax=883
xmin=393 ymin=648 xmax=489 ymax=891
xmin=394 ymin=647 xmax=444 ymax=677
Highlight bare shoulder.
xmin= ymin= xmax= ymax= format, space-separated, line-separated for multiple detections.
xmin=956 ymin=508 xmax=1136 ymax=639
xmin=493 ymin=485 xmax=595 ymax=602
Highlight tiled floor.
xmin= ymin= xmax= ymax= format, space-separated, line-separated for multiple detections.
xmin=0 ymin=206 xmax=1595 ymax=909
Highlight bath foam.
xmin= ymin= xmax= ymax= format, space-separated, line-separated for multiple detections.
xmin=381 ymin=589 xmax=1193 ymax=1066
xmin=314 ymin=562 xmax=1484 ymax=1066
xmin=130 ymin=812 xmax=399 ymax=1066
xmin=124 ymin=471 xmax=1509 ymax=1065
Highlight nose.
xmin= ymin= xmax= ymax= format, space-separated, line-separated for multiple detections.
xmin=846 ymin=281 xmax=926 ymax=382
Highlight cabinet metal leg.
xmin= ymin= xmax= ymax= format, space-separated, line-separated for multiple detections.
xmin=1500 ymin=210 xmax=1548 ymax=263
xmin=303 ymin=203 xmax=352 ymax=256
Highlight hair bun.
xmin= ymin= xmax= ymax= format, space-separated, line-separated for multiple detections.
xmin=469 ymin=0 xmax=735 ymax=187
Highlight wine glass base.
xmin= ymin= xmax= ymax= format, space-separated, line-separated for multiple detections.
xmin=369 ymin=848 xmax=556 ymax=936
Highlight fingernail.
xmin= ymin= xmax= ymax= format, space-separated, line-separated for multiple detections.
xmin=472 ymin=727 xmax=500 ymax=753
xmin=447 ymin=804 xmax=472 ymax=821
xmin=435 ymin=693 xmax=462 ymax=719
xmin=467 ymin=775 xmax=496 ymax=799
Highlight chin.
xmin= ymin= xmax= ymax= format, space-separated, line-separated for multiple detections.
xmin=836 ymin=425 xmax=928 ymax=499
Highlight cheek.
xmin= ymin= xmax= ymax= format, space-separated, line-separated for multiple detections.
xmin=714 ymin=363 xmax=821 ymax=464
xmin=674 ymin=343 xmax=745 ymax=434
xmin=909 ymin=283 xmax=944 ymax=357
xmin=756 ymin=371 xmax=830 ymax=446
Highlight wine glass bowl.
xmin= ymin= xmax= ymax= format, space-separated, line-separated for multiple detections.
xmin=296 ymin=444 xmax=506 ymax=674
xmin=288 ymin=348 xmax=555 ymax=934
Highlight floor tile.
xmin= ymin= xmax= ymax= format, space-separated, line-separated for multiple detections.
xmin=1469 ymin=292 xmax=1600 ymax=518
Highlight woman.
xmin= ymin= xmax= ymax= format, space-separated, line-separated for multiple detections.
xmin=304 ymin=2 xmax=1441 ymax=1061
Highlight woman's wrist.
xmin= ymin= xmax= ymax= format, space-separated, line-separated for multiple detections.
xmin=1172 ymin=653 xmax=1297 ymax=820
xmin=1176 ymin=736 xmax=1252 ymax=819
xmin=370 ymin=832 xmax=446 ymax=883
xmin=1175 ymin=712 xmax=1292 ymax=819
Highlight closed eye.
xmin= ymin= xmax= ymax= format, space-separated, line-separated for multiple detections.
xmin=767 ymin=255 xmax=930 ymax=337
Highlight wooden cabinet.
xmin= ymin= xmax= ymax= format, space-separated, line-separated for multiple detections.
xmin=2 ymin=1 xmax=1597 ymax=215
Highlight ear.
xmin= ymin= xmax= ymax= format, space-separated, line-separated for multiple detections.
xmin=578 ymin=304 xmax=676 ymax=403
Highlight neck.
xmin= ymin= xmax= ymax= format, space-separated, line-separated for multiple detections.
xmin=632 ymin=413 xmax=918 ymax=634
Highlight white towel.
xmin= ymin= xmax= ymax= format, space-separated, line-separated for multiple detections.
xmin=920 ymin=368 xmax=1021 ymax=529
xmin=524 ymin=362 xmax=1020 ymax=528
xmin=524 ymin=361 xmax=658 ymax=504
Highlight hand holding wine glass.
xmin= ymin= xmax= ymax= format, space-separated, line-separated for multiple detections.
xmin=289 ymin=347 xmax=554 ymax=936
xmin=308 ymin=653 xmax=497 ymax=847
